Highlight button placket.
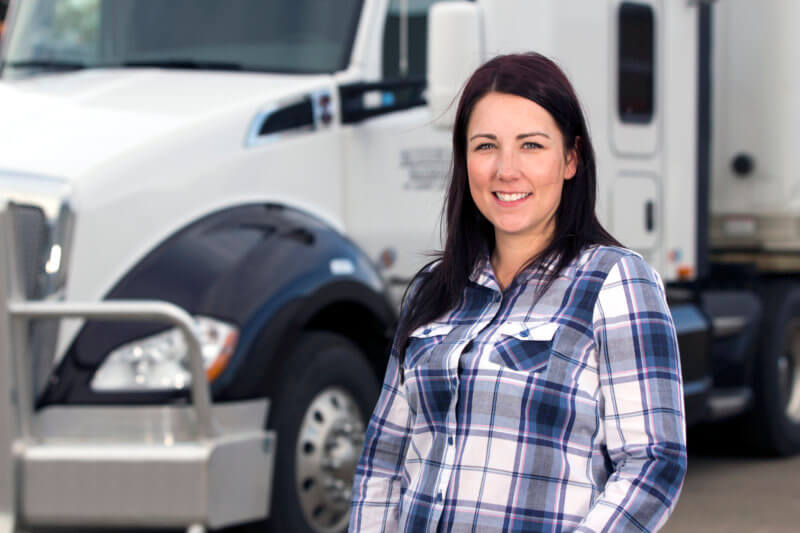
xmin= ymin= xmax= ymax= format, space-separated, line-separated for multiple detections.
xmin=435 ymin=413 xmax=457 ymax=509
xmin=437 ymin=336 xmax=460 ymax=515
xmin=430 ymin=438 xmax=455 ymax=533
xmin=431 ymin=299 xmax=502 ymax=527
xmin=436 ymin=467 xmax=452 ymax=503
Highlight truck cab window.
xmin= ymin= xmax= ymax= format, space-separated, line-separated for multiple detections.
xmin=618 ymin=2 xmax=655 ymax=124
xmin=6 ymin=0 xmax=101 ymax=65
xmin=382 ymin=0 xmax=469 ymax=80
xmin=1 ymin=0 xmax=363 ymax=78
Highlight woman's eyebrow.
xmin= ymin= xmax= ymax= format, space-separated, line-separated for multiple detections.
xmin=517 ymin=131 xmax=550 ymax=139
xmin=468 ymin=133 xmax=496 ymax=141
xmin=468 ymin=131 xmax=551 ymax=142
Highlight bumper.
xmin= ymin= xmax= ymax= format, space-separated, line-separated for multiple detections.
xmin=670 ymin=303 xmax=714 ymax=427
xmin=0 ymin=206 xmax=278 ymax=530
xmin=19 ymin=401 xmax=275 ymax=530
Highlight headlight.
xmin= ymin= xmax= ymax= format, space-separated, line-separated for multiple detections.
xmin=90 ymin=316 xmax=238 ymax=391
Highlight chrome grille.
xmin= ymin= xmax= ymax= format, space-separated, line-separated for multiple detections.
xmin=6 ymin=200 xmax=73 ymax=399
xmin=11 ymin=204 xmax=48 ymax=300
xmin=0 ymin=173 xmax=73 ymax=400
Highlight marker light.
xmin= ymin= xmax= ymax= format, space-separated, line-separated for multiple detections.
xmin=677 ymin=265 xmax=694 ymax=280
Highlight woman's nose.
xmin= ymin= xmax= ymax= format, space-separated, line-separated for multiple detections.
xmin=496 ymin=149 xmax=521 ymax=180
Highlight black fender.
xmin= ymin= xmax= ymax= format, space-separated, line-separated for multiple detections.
xmin=38 ymin=204 xmax=396 ymax=406
xmin=215 ymin=277 xmax=397 ymax=402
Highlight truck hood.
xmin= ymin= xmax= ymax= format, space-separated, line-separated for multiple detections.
xmin=0 ymin=68 xmax=330 ymax=178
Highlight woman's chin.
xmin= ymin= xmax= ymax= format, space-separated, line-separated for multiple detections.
xmin=494 ymin=229 xmax=536 ymax=243
xmin=493 ymin=221 xmax=538 ymax=237
xmin=492 ymin=221 xmax=556 ymax=246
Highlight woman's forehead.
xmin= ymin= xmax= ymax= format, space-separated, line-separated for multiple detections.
xmin=467 ymin=92 xmax=560 ymax=138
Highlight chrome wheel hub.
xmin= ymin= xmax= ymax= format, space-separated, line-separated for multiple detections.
xmin=295 ymin=387 xmax=365 ymax=532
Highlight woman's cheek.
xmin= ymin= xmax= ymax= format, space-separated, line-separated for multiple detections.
xmin=526 ymin=159 xmax=560 ymax=186
xmin=468 ymin=155 xmax=495 ymax=184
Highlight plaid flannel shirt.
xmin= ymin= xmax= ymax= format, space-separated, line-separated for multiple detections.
xmin=350 ymin=245 xmax=687 ymax=532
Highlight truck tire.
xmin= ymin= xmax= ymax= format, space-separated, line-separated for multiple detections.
xmin=264 ymin=331 xmax=380 ymax=533
xmin=749 ymin=281 xmax=800 ymax=455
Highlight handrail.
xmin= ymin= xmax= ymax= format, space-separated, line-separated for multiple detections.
xmin=0 ymin=206 xmax=16 ymax=532
xmin=7 ymin=300 xmax=216 ymax=439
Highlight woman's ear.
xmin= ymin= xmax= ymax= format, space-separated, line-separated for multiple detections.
xmin=564 ymin=137 xmax=580 ymax=180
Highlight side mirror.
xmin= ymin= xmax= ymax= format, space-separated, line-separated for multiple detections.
xmin=427 ymin=2 xmax=484 ymax=129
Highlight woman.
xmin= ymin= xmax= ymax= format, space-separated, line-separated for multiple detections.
xmin=350 ymin=53 xmax=686 ymax=532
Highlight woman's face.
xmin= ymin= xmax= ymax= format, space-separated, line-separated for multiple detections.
xmin=466 ymin=91 xmax=576 ymax=249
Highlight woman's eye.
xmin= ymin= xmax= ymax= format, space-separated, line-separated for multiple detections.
xmin=522 ymin=141 xmax=543 ymax=149
xmin=474 ymin=143 xmax=495 ymax=151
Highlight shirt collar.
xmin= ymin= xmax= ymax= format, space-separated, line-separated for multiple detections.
xmin=468 ymin=247 xmax=561 ymax=291
xmin=468 ymin=252 xmax=496 ymax=289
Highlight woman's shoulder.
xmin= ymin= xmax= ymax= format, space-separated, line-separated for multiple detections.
xmin=576 ymin=244 xmax=660 ymax=283
xmin=410 ymin=259 xmax=442 ymax=286
xmin=401 ymin=259 xmax=442 ymax=308
xmin=422 ymin=259 xmax=442 ymax=274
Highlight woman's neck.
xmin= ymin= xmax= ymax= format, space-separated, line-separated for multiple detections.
xmin=491 ymin=231 xmax=552 ymax=291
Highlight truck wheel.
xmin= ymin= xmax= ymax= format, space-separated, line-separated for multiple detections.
xmin=266 ymin=331 xmax=380 ymax=533
xmin=750 ymin=281 xmax=800 ymax=455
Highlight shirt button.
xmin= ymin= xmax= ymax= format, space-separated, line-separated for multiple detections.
xmin=448 ymin=436 xmax=454 ymax=445
xmin=435 ymin=491 xmax=443 ymax=503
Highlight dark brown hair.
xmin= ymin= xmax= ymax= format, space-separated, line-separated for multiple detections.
xmin=395 ymin=52 xmax=619 ymax=366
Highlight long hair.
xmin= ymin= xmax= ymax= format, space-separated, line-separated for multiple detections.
xmin=395 ymin=52 xmax=620 ymax=366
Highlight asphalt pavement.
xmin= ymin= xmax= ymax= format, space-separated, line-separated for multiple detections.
xmin=663 ymin=453 xmax=800 ymax=533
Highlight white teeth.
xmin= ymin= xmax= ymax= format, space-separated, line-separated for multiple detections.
xmin=495 ymin=192 xmax=531 ymax=202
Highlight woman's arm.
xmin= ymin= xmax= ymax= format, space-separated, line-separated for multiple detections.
xmin=349 ymin=353 xmax=413 ymax=532
xmin=576 ymin=253 xmax=688 ymax=532
xmin=350 ymin=265 xmax=432 ymax=532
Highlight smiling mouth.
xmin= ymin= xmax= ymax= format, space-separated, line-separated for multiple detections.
xmin=493 ymin=192 xmax=532 ymax=202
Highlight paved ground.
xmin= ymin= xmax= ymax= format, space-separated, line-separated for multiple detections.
xmin=663 ymin=452 xmax=800 ymax=533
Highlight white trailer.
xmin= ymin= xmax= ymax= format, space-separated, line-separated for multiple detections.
xmin=707 ymin=0 xmax=800 ymax=455
xmin=0 ymin=0 xmax=786 ymax=531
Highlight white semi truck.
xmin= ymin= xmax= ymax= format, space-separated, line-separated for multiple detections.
xmin=0 ymin=0 xmax=793 ymax=531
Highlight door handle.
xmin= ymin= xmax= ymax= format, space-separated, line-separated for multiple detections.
xmin=645 ymin=200 xmax=654 ymax=232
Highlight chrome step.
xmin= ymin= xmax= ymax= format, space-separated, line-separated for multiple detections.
xmin=709 ymin=387 xmax=752 ymax=420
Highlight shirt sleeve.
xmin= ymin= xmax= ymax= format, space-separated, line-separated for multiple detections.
xmin=349 ymin=272 xmax=428 ymax=532
xmin=576 ymin=254 xmax=687 ymax=532
xmin=349 ymin=352 xmax=412 ymax=532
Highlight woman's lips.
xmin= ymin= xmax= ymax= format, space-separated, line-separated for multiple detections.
xmin=493 ymin=192 xmax=532 ymax=205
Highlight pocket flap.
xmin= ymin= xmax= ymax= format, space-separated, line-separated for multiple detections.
xmin=498 ymin=320 xmax=559 ymax=341
xmin=409 ymin=322 xmax=456 ymax=338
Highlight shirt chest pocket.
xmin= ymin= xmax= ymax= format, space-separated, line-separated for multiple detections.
xmin=490 ymin=321 xmax=559 ymax=373
xmin=404 ymin=322 xmax=457 ymax=368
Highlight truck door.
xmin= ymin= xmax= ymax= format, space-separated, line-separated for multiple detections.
xmin=342 ymin=0 xmax=458 ymax=304
xmin=609 ymin=1 xmax=663 ymax=265
xmin=607 ymin=0 xmax=699 ymax=281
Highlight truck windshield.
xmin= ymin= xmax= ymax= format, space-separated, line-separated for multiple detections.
xmin=1 ymin=0 xmax=363 ymax=78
